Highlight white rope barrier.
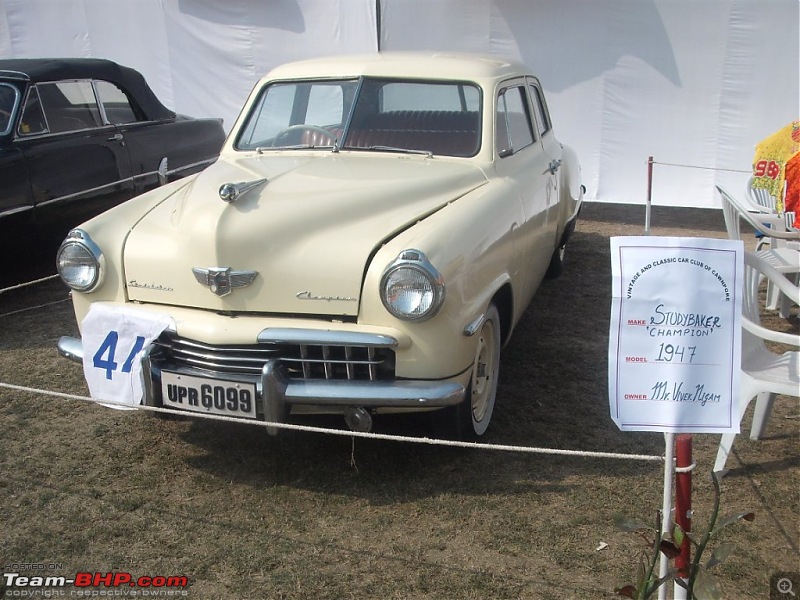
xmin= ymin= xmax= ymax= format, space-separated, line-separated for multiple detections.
xmin=0 ymin=297 xmax=71 ymax=319
xmin=0 ymin=273 xmax=59 ymax=295
xmin=0 ymin=380 xmax=665 ymax=463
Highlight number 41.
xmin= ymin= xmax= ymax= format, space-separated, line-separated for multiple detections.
xmin=92 ymin=330 xmax=146 ymax=380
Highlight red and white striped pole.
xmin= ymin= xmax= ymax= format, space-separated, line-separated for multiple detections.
xmin=674 ymin=434 xmax=693 ymax=599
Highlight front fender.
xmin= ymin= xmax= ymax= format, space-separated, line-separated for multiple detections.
xmin=359 ymin=182 xmax=521 ymax=379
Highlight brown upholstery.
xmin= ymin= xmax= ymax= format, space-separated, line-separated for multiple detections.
xmin=345 ymin=110 xmax=480 ymax=157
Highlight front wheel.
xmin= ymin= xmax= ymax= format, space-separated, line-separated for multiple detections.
xmin=437 ymin=303 xmax=501 ymax=440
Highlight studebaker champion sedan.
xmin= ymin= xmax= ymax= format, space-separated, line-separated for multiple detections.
xmin=56 ymin=53 xmax=583 ymax=440
xmin=0 ymin=58 xmax=225 ymax=282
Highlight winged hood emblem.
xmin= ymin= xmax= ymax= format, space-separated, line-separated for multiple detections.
xmin=192 ymin=267 xmax=257 ymax=296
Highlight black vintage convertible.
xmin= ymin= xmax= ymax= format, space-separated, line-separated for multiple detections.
xmin=0 ymin=58 xmax=225 ymax=285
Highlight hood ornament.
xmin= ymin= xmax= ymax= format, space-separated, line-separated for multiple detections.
xmin=192 ymin=267 xmax=257 ymax=296
xmin=218 ymin=178 xmax=267 ymax=203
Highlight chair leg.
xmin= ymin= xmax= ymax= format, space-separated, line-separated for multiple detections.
xmin=714 ymin=433 xmax=737 ymax=474
xmin=766 ymin=280 xmax=780 ymax=311
xmin=750 ymin=392 xmax=776 ymax=440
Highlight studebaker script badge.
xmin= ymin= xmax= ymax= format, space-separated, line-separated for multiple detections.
xmin=127 ymin=280 xmax=174 ymax=292
xmin=296 ymin=291 xmax=357 ymax=302
xmin=192 ymin=267 xmax=258 ymax=297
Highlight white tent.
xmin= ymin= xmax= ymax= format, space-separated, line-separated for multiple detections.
xmin=1 ymin=0 xmax=797 ymax=208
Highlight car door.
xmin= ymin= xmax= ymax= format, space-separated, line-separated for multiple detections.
xmin=527 ymin=78 xmax=564 ymax=233
xmin=18 ymin=79 xmax=133 ymax=243
xmin=0 ymin=81 xmax=35 ymax=249
xmin=494 ymin=79 xmax=557 ymax=306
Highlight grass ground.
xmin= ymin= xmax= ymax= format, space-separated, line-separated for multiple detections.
xmin=1 ymin=203 xmax=797 ymax=599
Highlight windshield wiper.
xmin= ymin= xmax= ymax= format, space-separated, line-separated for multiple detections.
xmin=363 ymin=145 xmax=433 ymax=157
xmin=256 ymin=144 xmax=334 ymax=153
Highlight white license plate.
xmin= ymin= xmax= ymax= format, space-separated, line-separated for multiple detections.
xmin=160 ymin=371 xmax=257 ymax=419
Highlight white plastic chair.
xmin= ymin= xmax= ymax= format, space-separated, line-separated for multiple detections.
xmin=745 ymin=177 xmax=800 ymax=252
xmin=746 ymin=176 xmax=778 ymax=214
xmin=717 ymin=185 xmax=800 ymax=317
xmin=714 ymin=250 xmax=800 ymax=473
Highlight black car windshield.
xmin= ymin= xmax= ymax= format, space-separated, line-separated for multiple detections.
xmin=235 ymin=77 xmax=482 ymax=157
xmin=0 ymin=83 xmax=20 ymax=135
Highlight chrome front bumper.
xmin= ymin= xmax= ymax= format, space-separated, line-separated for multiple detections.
xmin=57 ymin=335 xmax=465 ymax=430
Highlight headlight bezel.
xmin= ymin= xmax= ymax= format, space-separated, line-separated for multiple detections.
xmin=56 ymin=228 xmax=104 ymax=293
xmin=380 ymin=249 xmax=445 ymax=322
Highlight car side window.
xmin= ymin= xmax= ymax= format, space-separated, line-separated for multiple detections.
xmin=37 ymin=80 xmax=103 ymax=133
xmin=496 ymin=85 xmax=535 ymax=158
xmin=18 ymin=86 xmax=47 ymax=136
xmin=528 ymin=82 xmax=552 ymax=137
xmin=95 ymin=80 xmax=139 ymax=124
xmin=0 ymin=83 xmax=20 ymax=135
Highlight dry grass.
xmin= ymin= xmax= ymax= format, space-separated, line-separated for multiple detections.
xmin=1 ymin=203 xmax=797 ymax=599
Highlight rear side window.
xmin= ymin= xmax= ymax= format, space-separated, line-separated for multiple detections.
xmin=528 ymin=82 xmax=552 ymax=137
xmin=496 ymin=85 xmax=535 ymax=157
xmin=95 ymin=80 xmax=139 ymax=124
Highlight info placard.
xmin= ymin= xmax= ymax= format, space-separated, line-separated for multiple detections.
xmin=608 ymin=237 xmax=743 ymax=433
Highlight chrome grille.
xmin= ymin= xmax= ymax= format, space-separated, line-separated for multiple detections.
xmin=153 ymin=333 xmax=395 ymax=381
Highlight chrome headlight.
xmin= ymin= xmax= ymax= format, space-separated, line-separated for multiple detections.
xmin=56 ymin=229 xmax=104 ymax=292
xmin=380 ymin=249 xmax=445 ymax=322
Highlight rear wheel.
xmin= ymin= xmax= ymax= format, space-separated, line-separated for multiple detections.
xmin=545 ymin=243 xmax=565 ymax=279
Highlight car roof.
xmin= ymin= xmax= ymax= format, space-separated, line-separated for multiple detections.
xmin=0 ymin=57 xmax=174 ymax=121
xmin=263 ymin=52 xmax=532 ymax=83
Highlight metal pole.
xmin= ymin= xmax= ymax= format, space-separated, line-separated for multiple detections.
xmin=645 ymin=156 xmax=654 ymax=235
xmin=658 ymin=432 xmax=675 ymax=600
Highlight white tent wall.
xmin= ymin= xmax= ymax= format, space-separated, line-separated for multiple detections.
xmin=1 ymin=0 xmax=797 ymax=208
xmin=0 ymin=0 xmax=378 ymax=127
xmin=381 ymin=0 xmax=799 ymax=208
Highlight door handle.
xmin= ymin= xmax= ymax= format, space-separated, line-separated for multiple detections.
xmin=547 ymin=159 xmax=562 ymax=174
xmin=107 ymin=133 xmax=124 ymax=142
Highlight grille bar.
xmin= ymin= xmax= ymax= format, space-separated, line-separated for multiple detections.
xmin=154 ymin=333 xmax=395 ymax=381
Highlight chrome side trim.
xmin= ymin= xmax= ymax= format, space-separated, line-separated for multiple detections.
xmin=168 ymin=157 xmax=216 ymax=176
xmin=257 ymin=328 xmax=398 ymax=348
xmin=37 ymin=177 xmax=137 ymax=208
xmin=33 ymin=158 xmax=214 ymax=209
xmin=463 ymin=313 xmax=485 ymax=337
xmin=0 ymin=205 xmax=34 ymax=218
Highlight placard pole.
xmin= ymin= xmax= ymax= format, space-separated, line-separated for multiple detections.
xmin=645 ymin=156 xmax=654 ymax=235
xmin=658 ymin=432 xmax=675 ymax=600
xmin=674 ymin=434 xmax=693 ymax=599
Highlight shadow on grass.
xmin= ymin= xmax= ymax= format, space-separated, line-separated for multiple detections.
xmin=171 ymin=226 xmax=665 ymax=503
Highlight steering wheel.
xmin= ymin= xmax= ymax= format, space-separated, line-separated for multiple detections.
xmin=272 ymin=124 xmax=335 ymax=147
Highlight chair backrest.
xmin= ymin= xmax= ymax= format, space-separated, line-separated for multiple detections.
xmin=718 ymin=185 xmax=800 ymax=244
xmin=718 ymin=185 xmax=747 ymax=241
xmin=717 ymin=185 xmax=780 ymax=240
xmin=746 ymin=176 xmax=777 ymax=213
xmin=740 ymin=250 xmax=800 ymax=359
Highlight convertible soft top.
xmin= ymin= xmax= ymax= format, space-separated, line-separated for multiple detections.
xmin=0 ymin=57 xmax=175 ymax=121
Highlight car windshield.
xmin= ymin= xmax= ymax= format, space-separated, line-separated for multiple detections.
xmin=0 ymin=83 xmax=20 ymax=135
xmin=235 ymin=77 xmax=482 ymax=157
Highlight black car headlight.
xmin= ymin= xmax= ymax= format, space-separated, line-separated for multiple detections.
xmin=56 ymin=229 xmax=104 ymax=292
xmin=380 ymin=249 xmax=445 ymax=322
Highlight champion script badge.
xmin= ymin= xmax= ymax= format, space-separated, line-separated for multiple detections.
xmin=192 ymin=267 xmax=257 ymax=297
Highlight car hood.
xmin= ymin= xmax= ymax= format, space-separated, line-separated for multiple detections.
xmin=123 ymin=153 xmax=487 ymax=316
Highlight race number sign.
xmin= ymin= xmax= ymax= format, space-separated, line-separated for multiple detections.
xmin=608 ymin=237 xmax=743 ymax=433
xmin=81 ymin=303 xmax=173 ymax=407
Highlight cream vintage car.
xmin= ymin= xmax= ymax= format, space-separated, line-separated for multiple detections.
xmin=56 ymin=53 xmax=583 ymax=439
